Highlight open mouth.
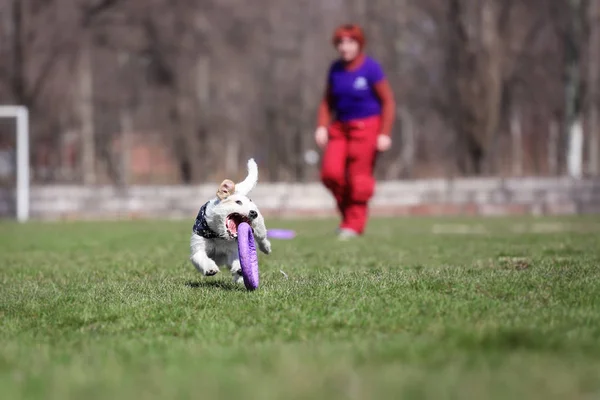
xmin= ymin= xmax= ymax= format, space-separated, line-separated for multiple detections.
xmin=225 ymin=213 xmax=251 ymax=238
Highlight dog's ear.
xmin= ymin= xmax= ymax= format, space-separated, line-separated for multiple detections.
xmin=217 ymin=179 xmax=236 ymax=200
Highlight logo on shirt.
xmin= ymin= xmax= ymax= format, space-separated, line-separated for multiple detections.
xmin=353 ymin=76 xmax=368 ymax=90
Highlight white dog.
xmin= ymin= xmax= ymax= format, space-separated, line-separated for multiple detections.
xmin=190 ymin=159 xmax=271 ymax=284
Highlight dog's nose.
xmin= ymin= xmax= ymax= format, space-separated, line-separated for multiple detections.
xmin=248 ymin=210 xmax=258 ymax=220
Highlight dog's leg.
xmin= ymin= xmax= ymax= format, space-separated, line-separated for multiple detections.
xmin=226 ymin=247 xmax=243 ymax=284
xmin=257 ymin=237 xmax=271 ymax=255
xmin=191 ymin=253 xmax=220 ymax=276
xmin=229 ymin=257 xmax=244 ymax=285
xmin=252 ymin=215 xmax=272 ymax=254
xmin=190 ymin=234 xmax=220 ymax=276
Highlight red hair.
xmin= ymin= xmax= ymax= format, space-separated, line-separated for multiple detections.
xmin=332 ymin=24 xmax=366 ymax=48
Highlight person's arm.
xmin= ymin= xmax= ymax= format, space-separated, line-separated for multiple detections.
xmin=368 ymin=59 xmax=396 ymax=136
xmin=315 ymin=75 xmax=334 ymax=149
xmin=373 ymin=79 xmax=395 ymax=136
xmin=317 ymin=84 xmax=333 ymax=128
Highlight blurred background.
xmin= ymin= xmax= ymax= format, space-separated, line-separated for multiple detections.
xmin=0 ymin=0 xmax=599 ymax=220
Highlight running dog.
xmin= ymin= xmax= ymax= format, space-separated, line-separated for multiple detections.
xmin=189 ymin=159 xmax=271 ymax=284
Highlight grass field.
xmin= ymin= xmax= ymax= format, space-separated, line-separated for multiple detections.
xmin=1 ymin=216 xmax=600 ymax=399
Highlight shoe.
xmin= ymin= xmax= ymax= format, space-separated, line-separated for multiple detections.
xmin=337 ymin=228 xmax=359 ymax=241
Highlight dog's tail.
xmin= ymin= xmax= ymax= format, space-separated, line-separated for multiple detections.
xmin=235 ymin=158 xmax=258 ymax=196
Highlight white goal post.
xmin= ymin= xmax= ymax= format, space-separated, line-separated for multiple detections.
xmin=0 ymin=106 xmax=29 ymax=222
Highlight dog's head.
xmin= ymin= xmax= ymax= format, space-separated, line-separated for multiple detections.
xmin=203 ymin=159 xmax=266 ymax=241
xmin=205 ymin=180 xmax=263 ymax=239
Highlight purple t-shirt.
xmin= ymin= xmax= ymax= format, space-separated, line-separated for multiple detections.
xmin=327 ymin=56 xmax=385 ymax=122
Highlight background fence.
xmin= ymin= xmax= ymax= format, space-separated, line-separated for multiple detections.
xmin=1 ymin=177 xmax=599 ymax=220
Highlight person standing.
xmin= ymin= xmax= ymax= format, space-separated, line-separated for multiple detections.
xmin=315 ymin=24 xmax=396 ymax=239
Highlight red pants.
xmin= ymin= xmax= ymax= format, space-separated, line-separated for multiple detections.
xmin=320 ymin=115 xmax=380 ymax=234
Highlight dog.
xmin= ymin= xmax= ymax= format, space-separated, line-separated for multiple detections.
xmin=190 ymin=159 xmax=271 ymax=284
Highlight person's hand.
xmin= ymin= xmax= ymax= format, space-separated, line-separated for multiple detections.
xmin=376 ymin=134 xmax=392 ymax=152
xmin=315 ymin=126 xmax=329 ymax=149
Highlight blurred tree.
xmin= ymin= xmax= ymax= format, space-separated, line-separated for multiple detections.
xmin=0 ymin=0 xmax=595 ymax=183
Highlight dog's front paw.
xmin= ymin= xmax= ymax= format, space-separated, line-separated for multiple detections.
xmin=258 ymin=239 xmax=272 ymax=255
xmin=204 ymin=267 xmax=220 ymax=276
xmin=200 ymin=260 xmax=220 ymax=277
xmin=191 ymin=253 xmax=221 ymax=277
xmin=232 ymin=272 xmax=244 ymax=285
xmin=230 ymin=259 xmax=242 ymax=275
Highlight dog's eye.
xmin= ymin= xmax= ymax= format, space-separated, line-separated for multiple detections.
xmin=235 ymin=200 xmax=243 ymax=205
xmin=249 ymin=198 xmax=253 ymax=202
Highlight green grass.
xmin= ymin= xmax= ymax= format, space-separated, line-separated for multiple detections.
xmin=1 ymin=216 xmax=600 ymax=399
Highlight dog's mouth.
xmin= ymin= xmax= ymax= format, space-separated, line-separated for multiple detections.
xmin=225 ymin=213 xmax=251 ymax=238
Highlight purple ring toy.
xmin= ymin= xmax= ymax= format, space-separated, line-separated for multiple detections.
xmin=267 ymin=229 xmax=296 ymax=240
xmin=237 ymin=222 xmax=259 ymax=291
